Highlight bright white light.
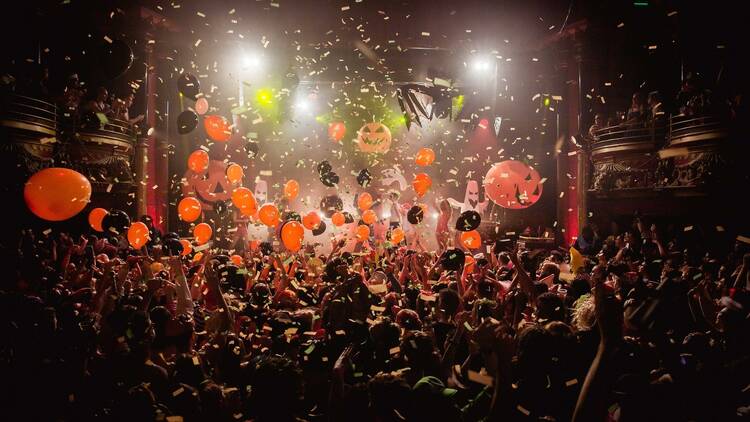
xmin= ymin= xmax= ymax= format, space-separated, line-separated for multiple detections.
xmin=432 ymin=212 xmax=440 ymax=219
xmin=295 ymin=98 xmax=311 ymax=112
xmin=382 ymin=210 xmax=391 ymax=220
xmin=241 ymin=53 xmax=264 ymax=70
xmin=471 ymin=57 xmax=492 ymax=73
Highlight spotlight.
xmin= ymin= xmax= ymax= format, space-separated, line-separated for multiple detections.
xmin=294 ymin=98 xmax=311 ymax=113
xmin=241 ymin=53 xmax=264 ymax=70
xmin=471 ymin=57 xmax=492 ymax=72
xmin=255 ymin=88 xmax=274 ymax=107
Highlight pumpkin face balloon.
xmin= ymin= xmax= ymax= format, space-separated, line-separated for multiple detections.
xmin=357 ymin=122 xmax=392 ymax=154
xmin=182 ymin=160 xmax=233 ymax=210
xmin=483 ymin=160 xmax=543 ymax=209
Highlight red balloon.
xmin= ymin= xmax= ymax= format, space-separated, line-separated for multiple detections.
xmin=331 ymin=212 xmax=345 ymax=227
xmin=390 ymin=227 xmax=405 ymax=244
xmin=187 ymin=150 xmax=210 ymax=173
xmin=24 ymin=168 xmax=92 ymax=221
xmin=362 ymin=209 xmax=377 ymax=225
xmin=88 ymin=208 xmax=108 ymax=231
xmin=258 ymin=203 xmax=280 ymax=227
xmin=356 ymin=225 xmax=370 ymax=241
xmin=328 ymin=122 xmax=346 ymax=142
xmin=415 ymin=147 xmax=435 ymax=166
xmin=281 ymin=221 xmax=305 ymax=252
xmin=193 ymin=223 xmax=213 ymax=245
xmin=484 ymin=160 xmax=543 ymax=209
xmin=284 ymin=180 xmax=300 ymax=201
xmin=204 ymin=115 xmax=231 ymax=142
xmin=302 ymin=211 xmax=322 ymax=230
xmin=231 ymin=187 xmax=257 ymax=216
xmin=357 ymin=192 xmax=373 ymax=211
xmin=127 ymin=222 xmax=150 ymax=249
xmin=226 ymin=164 xmax=244 ymax=184
xmin=460 ymin=230 xmax=482 ymax=249
xmin=412 ymin=173 xmax=432 ymax=197
xmin=180 ymin=239 xmax=192 ymax=256
xmin=178 ymin=197 xmax=202 ymax=222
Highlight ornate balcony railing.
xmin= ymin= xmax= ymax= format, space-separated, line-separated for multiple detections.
xmin=0 ymin=92 xmax=138 ymax=193
xmin=667 ymin=114 xmax=729 ymax=148
xmin=588 ymin=122 xmax=666 ymax=192
xmin=0 ymin=93 xmax=57 ymax=138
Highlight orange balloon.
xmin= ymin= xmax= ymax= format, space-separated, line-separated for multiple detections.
xmin=362 ymin=209 xmax=377 ymax=225
xmin=187 ymin=150 xmax=210 ymax=173
xmin=464 ymin=254 xmax=476 ymax=273
xmin=356 ymin=225 xmax=370 ymax=241
xmin=415 ymin=147 xmax=436 ymax=166
xmin=150 ymin=262 xmax=164 ymax=273
xmin=226 ymin=164 xmax=244 ymax=184
xmin=24 ymin=168 xmax=92 ymax=221
xmin=88 ymin=208 xmax=108 ymax=231
xmin=284 ymin=180 xmax=300 ymax=201
xmin=258 ymin=203 xmax=280 ymax=227
xmin=460 ymin=230 xmax=482 ymax=249
xmin=180 ymin=239 xmax=192 ymax=256
xmin=412 ymin=173 xmax=432 ymax=197
xmin=302 ymin=211 xmax=322 ymax=230
xmin=281 ymin=221 xmax=305 ymax=252
xmin=328 ymin=121 xmax=346 ymax=142
xmin=178 ymin=197 xmax=202 ymax=222
xmin=230 ymin=254 xmax=243 ymax=266
xmin=357 ymin=192 xmax=373 ymax=211
xmin=127 ymin=222 xmax=150 ymax=249
xmin=193 ymin=223 xmax=213 ymax=245
xmin=331 ymin=212 xmax=345 ymax=227
xmin=231 ymin=187 xmax=257 ymax=216
xmin=390 ymin=227 xmax=405 ymax=244
xmin=193 ymin=252 xmax=204 ymax=263
xmin=204 ymin=115 xmax=231 ymax=142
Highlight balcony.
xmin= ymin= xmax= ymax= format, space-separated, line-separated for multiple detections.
xmin=65 ymin=117 xmax=138 ymax=192
xmin=655 ymin=114 xmax=730 ymax=189
xmin=588 ymin=123 xmax=666 ymax=192
xmin=0 ymin=92 xmax=138 ymax=193
xmin=0 ymin=94 xmax=58 ymax=184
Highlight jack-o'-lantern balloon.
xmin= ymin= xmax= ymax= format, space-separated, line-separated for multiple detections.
xmin=182 ymin=160 xmax=234 ymax=211
xmin=357 ymin=122 xmax=392 ymax=154
xmin=483 ymin=160 xmax=543 ymax=209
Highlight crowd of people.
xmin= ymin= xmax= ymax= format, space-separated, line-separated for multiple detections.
xmin=587 ymin=73 xmax=737 ymax=141
xmin=3 ymin=212 xmax=749 ymax=422
xmin=1 ymin=67 xmax=143 ymax=128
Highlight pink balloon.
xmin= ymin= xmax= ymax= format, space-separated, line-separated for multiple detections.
xmin=195 ymin=97 xmax=209 ymax=115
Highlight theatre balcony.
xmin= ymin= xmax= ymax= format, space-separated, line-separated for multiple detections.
xmin=655 ymin=114 xmax=731 ymax=189
xmin=0 ymin=93 xmax=58 ymax=186
xmin=67 ymin=117 xmax=138 ymax=193
xmin=587 ymin=122 xmax=667 ymax=194
xmin=0 ymin=92 xmax=138 ymax=195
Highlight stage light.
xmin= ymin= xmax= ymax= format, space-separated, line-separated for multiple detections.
xmin=432 ymin=212 xmax=440 ymax=219
xmin=255 ymin=88 xmax=274 ymax=107
xmin=294 ymin=98 xmax=312 ymax=113
xmin=471 ymin=57 xmax=492 ymax=73
xmin=241 ymin=53 xmax=264 ymax=70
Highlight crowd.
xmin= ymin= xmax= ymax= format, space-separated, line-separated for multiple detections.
xmin=587 ymin=72 xmax=737 ymax=141
xmin=3 ymin=213 xmax=749 ymax=422
xmin=1 ymin=68 xmax=143 ymax=127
